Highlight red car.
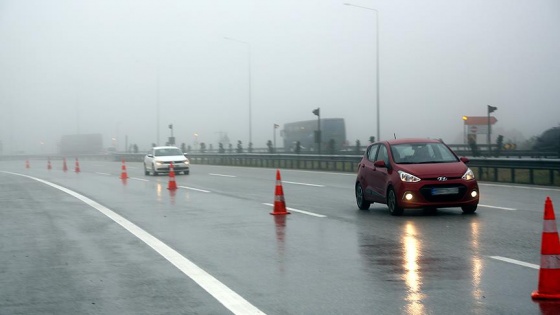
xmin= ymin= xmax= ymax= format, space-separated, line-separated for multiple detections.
xmin=355 ymin=138 xmax=479 ymax=215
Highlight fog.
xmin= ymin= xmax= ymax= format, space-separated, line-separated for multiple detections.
xmin=1 ymin=0 xmax=559 ymax=154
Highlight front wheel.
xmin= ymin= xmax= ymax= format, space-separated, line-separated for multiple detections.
xmin=387 ymin=188 xmax=404 ymax=216
xmin=462 ymin=205 xmax=477 ymax=214
xmin=355 ymin=183 xmax=371 ymax=210
xmin=152 ymin=164 xmax=158 ymax=176
xmin=144 ymin=163 xmax=149 ymax=175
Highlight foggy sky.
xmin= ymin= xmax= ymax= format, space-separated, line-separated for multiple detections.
xmin=1 ymin=0 xmax=559 ymax=154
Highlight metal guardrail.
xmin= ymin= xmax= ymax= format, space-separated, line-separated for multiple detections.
xmin=2 ymin=153 xmax=559 ymax=186
xmin=113 ymin=153 xmax=560 ymax=186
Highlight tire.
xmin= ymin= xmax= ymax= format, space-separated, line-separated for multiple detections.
xmin=144 ymin=163 xmax=149 ymax=175
xmin=355 ymin=183 xmax=371 ymax=210
xmin=462 ymin=205 xmax=477 ymax=214
xmin=387 ymin=188 xmax=404 ymax=216
xmin=152 ymin=164 xmax=158 ymax=176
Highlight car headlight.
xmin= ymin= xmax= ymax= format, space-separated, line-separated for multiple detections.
xmin=155 ymin=160 xmax=164 ymax=165
xmin=183 ymin=160 xmax=189 ymax=165
xmin=398 ymin=170 xmax=420 ymax=182
xmin=462 ymin=168 xmax=475 ymax=181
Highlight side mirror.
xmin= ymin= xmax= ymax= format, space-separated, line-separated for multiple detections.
xmin=460 ymin=156 xmax=470 ymax=163
xmin=184 ymin=153 xmax=189 ymax=157
xmin=147 ymin=154 xmax=154 ymax=158
xmin=374 ymin=160 xmax=387 ymax=168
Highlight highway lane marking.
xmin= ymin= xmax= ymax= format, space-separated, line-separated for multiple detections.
xmin=490 ymin=256 xmax=539 ymax=269
xmin=480 ymin=183 xmax=560 ymax=192
xmin=282 ymin=181 xmax=325 ymax=187
xmin=479 ymin=204 xmax=517 ymax=211
xmin=4 ymin=171 xmax=265 ymax=315
xmin=96 ymin=172 xmax=112 ymax=176
xmin=130 ymin=177 xmax=149 ymax=182
xmin=209 ymin=173 xmax=236 ymax=178
xmin=178 ymin=186 xmax=211 ymax=193
xmin=263 ymin=203 xmax=327 ymax=218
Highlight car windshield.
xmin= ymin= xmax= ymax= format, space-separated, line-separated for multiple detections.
xmin=154 ymin=148 xmax=183 ymax=157
xmin=390 ymin=142 xmax=458 ymax=164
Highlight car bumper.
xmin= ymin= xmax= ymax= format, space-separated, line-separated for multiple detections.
xmin=394 ymin=180 xmax=479 ymax=209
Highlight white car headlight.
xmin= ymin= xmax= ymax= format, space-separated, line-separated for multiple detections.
xmin=462 ymin=168 xmax=475 ymax=181
xmin=398 ymin=170 xmax=420 ymax=182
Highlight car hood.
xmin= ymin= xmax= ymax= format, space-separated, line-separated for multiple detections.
xmin=397 ymin=162 xmax=467 ymax=178
xmin=154 ymin=156 xmax=188 ymax=162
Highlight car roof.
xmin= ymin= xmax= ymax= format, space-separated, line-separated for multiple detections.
xmin=381 ymin=138 xmax=443 ymax=145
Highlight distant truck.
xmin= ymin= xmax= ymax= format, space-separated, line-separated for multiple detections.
xmin=60 ymin=134 xmax=104 ymax=155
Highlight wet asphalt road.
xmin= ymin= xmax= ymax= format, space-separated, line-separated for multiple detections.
xmin=1 ymin=159 xmax=560 ymax=314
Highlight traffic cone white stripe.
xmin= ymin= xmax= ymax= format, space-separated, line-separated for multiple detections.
xmin=544 ymin=221 xmax=558 ymax=233
xmin=541 ymin=255 xmax=560 ymax=269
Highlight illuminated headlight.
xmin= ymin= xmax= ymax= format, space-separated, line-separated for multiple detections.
xmin=462 ymin=168 xmax=475 ymax=181
xmin=155 ymin=161 xmax=164 ymax=165
xmin=183 ymin=160 xmax=190 ymax=165
xmin=471 ymin=190 xmax=478 ymax=198
xmin=398 ymin=170 xmax=420 ymax=182
xmin=404 ymin=192 xmax=414 ymax=200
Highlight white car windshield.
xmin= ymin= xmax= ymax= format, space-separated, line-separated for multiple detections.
xmin=154 ymin=148 xmax=183 ymax=157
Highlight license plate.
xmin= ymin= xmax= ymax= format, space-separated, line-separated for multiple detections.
xmin=431 ymin=187 xmax=459 ymax=195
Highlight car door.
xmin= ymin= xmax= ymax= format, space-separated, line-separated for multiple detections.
xmin=370 ymin=144 xmax=390 ymax=203
xmin=359 ymin=144 xmax=379 ymax=201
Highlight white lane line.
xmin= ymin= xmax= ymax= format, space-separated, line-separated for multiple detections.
xmin=209 ymin=173 xmax=236 ymax=178
xmin=282 ymin=181 xmax=325 ymax=187
xmin=130 ymin=177 xmax=149 ymax=182
xmin=490 ymin=256 xmax=539 ymax=269
xmin=263 ymin=203 xmax=327 ymax=218
xmin=178 ymin=186 xmax=211 ymax=193
xmin=5 ymin=171 xmax=264 ymax=315
xmin=480 ymin=204 xmax=517 ymax=211
xmin=480 ymin=183 xmax=560 ymax=192
xmin=96 ymin=172 xmax=112 ymax=176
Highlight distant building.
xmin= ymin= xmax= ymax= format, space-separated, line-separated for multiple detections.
xmin=60 ymin=134 xmax=104 ymax=155
xmin=282 ymin=118 xmax=346 ymax=152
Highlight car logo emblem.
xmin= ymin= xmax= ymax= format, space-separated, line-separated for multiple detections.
xmin=437 ymin=177 xmax=447 ymax=181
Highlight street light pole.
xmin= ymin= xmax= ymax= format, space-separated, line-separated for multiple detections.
xmin=344 ymin=3 xmax=380 ymax=141
xmin=224 ymin=37 xmax=253 ymax=147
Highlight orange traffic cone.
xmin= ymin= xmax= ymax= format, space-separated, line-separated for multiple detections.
xmin=270 ymin=169 xmax=290 ymax=215
xmin=532 ymin=197 xmax=560 ymax=300
xmin=25 ymin=160 xmax=30 ymax=169
xmin=75 ymin=158 xmax=81 ymax=173
xmin=120 ymin=159 xmax=128 ymax=179
xmin=62 ymin=158 xmax=68 ymax=172
xmin=167 ymin=162 xmax=177 ymax=190
xmin=47 ymin=158 xmax=52 ymax=170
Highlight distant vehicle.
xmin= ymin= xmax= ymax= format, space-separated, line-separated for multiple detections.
xmin=355 ymin=138 xmax=479 ymax=215
xmin=282 ymin=118 xmax=346 ymax=153
xmin=144 ymin=146 xmax=190 ymax=175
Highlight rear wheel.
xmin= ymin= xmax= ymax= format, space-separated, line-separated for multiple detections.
xmin=144 ymin=163 xmax=149 ymax=175
xmin=387 ymin=188 xmax=404 ymax=216
xmin=462 ymin=205 xmax=477 ymax=214
xmin=355 ymin=183 xmax=371 ymax=210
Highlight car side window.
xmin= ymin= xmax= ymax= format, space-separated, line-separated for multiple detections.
xmin=376 ymin=145 xmax=389 ymax=165
xmin=367 ymin=145 xmax=379 ymax=162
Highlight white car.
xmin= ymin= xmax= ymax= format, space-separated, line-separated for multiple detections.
xmin=144 ymin=146 xmax=190 ymax=175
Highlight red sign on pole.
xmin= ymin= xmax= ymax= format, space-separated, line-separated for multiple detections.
xmin=463 ymin=116 xmax=498 ymax=125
